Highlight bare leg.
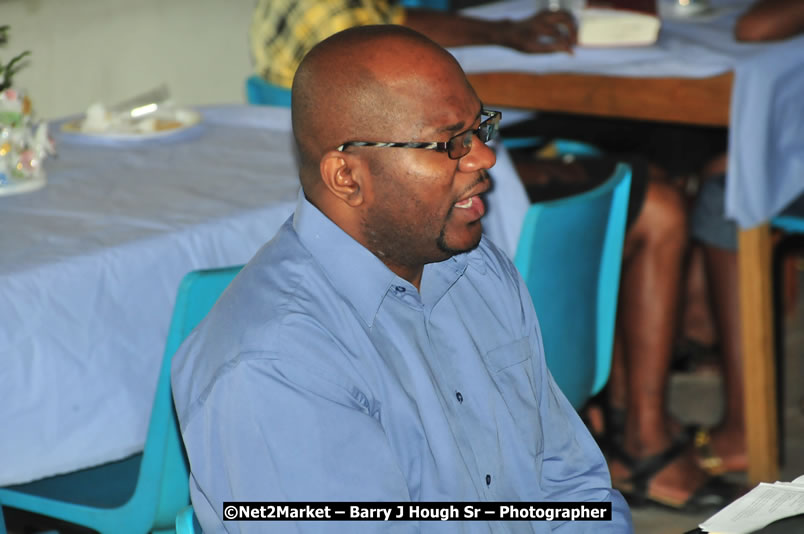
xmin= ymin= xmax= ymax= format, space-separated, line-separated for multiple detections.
xmin=609 ymin=180 xmax=713 ymax=502
xmin=681 ymin=244 xmax=718 ymax=349
xmin=608 ymin=325 xmax=627 ymax=425
xmin=701 ymin=244 xmax=748 ymax=471
xmin=689 ymin=149 xmax=747 ymax=472
xmin=679 ymin=151 xmax=726 ymax=352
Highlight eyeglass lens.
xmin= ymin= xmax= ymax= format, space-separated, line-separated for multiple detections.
xmin=446 ymin=113 xmax=499 ymax=159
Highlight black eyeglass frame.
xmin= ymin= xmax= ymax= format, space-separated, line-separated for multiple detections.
xmin=336 ymin=109 xmax=501 ymax=160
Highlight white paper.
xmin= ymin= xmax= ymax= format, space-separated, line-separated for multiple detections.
xmin=699 ymin=477 xmax=804 ymax=533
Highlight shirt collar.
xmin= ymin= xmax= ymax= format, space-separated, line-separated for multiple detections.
xmin=293 ymin=191 xmax=398 ymax=327
xmin=292 ymin=190 xmax=485 ymax=326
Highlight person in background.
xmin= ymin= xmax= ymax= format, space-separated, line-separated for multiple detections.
xmin=506 ymin=126 xmax=735 ymax=513
xmin=734 ymin=0 xmax=804 ymax=40
xmin=173 ymin=24 xmax=632 ymax=533
xmin=687 ymin=0 xmax=804 ymax=478
xmin=505 ymin=0 xmax=803 ymax=510
xmin=250 ymin=0 xmax=577 ymax=92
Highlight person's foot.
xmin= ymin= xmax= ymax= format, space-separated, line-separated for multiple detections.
xmin=694 ymin=427 xmax=748 ymax=474
xmin=609 ymin=438 xmax=742 ymax=512
xmin=610 ymin=439 xmax=703 ymax=500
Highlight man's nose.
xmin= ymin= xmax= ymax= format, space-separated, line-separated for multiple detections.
xmin=459 ymin=136 xmax=496 ymax=172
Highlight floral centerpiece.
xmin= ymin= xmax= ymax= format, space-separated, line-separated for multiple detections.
xmin=0 ymin=25 xmax=53 ymax=194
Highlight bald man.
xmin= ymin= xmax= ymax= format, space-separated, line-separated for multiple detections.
xmin=172 ymin=25 xmax=632 ymax=533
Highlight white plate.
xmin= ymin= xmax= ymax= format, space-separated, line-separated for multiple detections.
xmin=60 ymin=109 xmax=202 ymax=141
xmin=0 ymin=169 xmax=46 ymax=197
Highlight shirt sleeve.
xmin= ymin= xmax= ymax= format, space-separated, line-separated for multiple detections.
xmin=521 ymin=277 xmax=634 ymax=533
xmin=182 ymin=350 xmax=419 ymax=533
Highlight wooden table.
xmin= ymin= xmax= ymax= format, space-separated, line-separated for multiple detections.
xmin=467 ymin=71 xmax=778 ymax=485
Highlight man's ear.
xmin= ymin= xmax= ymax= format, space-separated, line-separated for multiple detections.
xmin=320 ymin=150 xmax=366 ymax=207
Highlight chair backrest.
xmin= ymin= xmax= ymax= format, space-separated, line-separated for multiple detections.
xmin=400 ymin=0 xmax=450 ymax=9
xmin=134 ymin=266 xmax=243 ymax=528
xmin=513 ymin=163 xmax=631 ymax=409
xmin=772 ymin=215 xmax=804 ymax=234
xmin=246 ymin=75 xmax=292 ymax=107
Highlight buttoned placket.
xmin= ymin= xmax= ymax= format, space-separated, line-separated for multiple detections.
xmin=419 ymin=296 xmax=496 ymax=501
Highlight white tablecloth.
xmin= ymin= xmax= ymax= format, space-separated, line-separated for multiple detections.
xmin=1 ymin=106 xmax=301 ymax=485
xmin=453 ymin=0 xmax=804 ymax=228
xmin=0 ymin=105 xmax=527 ymax=486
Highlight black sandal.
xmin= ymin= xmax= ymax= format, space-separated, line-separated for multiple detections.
xmin=600 ymin=404 xmax=698 ymax=453
xmin=609 ymin=437 xmax=743 ymax=513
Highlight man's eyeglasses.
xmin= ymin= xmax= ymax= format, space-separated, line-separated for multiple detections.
xmin=337 ymin=109 xmax=501 ymax=160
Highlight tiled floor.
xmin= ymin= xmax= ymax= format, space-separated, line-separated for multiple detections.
xmin=5 ymin=269 xmax=803 ymax=534
xmin=632 ymin=265 xmax=804 ymax=534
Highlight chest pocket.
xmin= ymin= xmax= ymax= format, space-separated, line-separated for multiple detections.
xmin=483 ymin=336 xmax=541 ymax=408
xmin=483 ymin=336 xmax=532 ymax=373
xmin=483 ymin=336 xmax=543 ymax=453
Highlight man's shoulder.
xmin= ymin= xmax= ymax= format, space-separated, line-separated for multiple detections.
xmin=205 ymin=220 xmax=340 ymax=346
xmin=171 ymin=221 xmax=348 ymax=412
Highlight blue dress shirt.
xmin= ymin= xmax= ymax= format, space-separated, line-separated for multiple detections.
xmin=171 ymin=192 xmax=632 ymax=533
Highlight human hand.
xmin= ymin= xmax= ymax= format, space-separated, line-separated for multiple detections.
xmin=504 ymin=10 xmax=577 ymax=54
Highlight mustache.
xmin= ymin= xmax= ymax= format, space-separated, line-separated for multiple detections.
xmin=461 ymin=170 xmax=491 ymax=197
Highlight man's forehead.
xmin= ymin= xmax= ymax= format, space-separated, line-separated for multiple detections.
xmin=417 ymin=97 xmax=483 ymax=136
xmin=439 ymin=104 xmax=483 ymax=132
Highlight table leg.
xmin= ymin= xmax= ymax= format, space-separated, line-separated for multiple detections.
xmin=737 ymin=224 xmax=779 ymax=484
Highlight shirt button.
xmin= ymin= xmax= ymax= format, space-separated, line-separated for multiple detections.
xmin=455 ymin=391 xmax=463 ymax=403
xmin=394 ymin=285 xmax=406 ymax=293
xmin=486 ymin=474 xmax=492 ymax=486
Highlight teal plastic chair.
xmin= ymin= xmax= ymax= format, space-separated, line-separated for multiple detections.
xmin=0 ymin=266 xmax=242 ymax=534
xmin=400 ymin=0 xmax=449 ymax=8
xmin=513 ymin=163 xmax=632 ymax=410
xmin=502 ymin=132 xmax=604 ymax=159
xmin=175 ymin=505 xmax=200 ymax=534
xmin=772 ymin=214 xmax=804 ymax=234
xmin=245 ymin=75 xmax=291 ymax=107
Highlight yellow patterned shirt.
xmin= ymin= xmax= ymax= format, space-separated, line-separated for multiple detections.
xmin=250 ymin=0 xmax=406 ymax=89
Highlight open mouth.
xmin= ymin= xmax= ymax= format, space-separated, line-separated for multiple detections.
xmin=455 ymin=197 xmax=474 ymax=209
xmin=453 ymin=194 xmax=486 ymax=219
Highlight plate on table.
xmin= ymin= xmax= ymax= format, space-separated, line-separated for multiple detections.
xmin=59 ymin=108 xmax=202 ymax=142
xmin=0 ymin=169 xmax=46 ymax=197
